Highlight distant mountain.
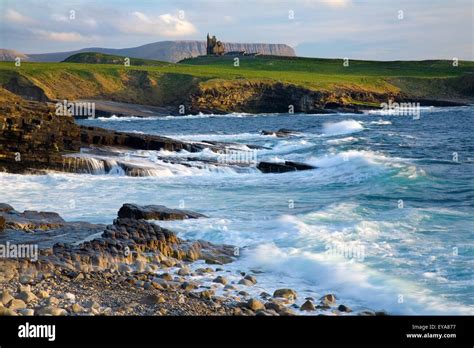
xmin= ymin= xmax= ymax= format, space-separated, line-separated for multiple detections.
xmin=26 ymin=41 xmax=296 ymax=63
xmin=0 ymin=49 xmax=30 ymax=62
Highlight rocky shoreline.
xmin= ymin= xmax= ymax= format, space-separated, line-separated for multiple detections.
xmin=0 ymin=203 xmax=381 ymax=317
xmin=0 ymin=89 xmax=315 ymax=175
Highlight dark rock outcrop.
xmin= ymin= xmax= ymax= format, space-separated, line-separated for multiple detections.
xmin=79 ymin=126 xmax=204 ymax=153
xmin=0 ymin=91 xmax=82 ymax=173
xmin=261 ymin=128 xmax=299 ymax=137
xmin=117 ymin=203 xmax=207 ymax=220
xmin=0 ymin=205 xmax=65 ymax=231
xmin=257 ymin=161 xmax=315 ymax=173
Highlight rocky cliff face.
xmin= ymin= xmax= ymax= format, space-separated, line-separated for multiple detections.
xmin=26 ymin=41 xmax=296 ymax=63
xmin=0 ymin=89 xmax=81 ymax=173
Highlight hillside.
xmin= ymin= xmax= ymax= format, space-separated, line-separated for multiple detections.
xmin=63 ymin=52 xmax=171 ymax=67
xmin=0 ymin=55 xmax=472 ymax=114
xmin=25 ymin=41 xmax=296 ymax=63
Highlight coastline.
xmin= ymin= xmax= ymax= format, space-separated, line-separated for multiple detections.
xmin=0 ymin=203 xmax=364 ymax=316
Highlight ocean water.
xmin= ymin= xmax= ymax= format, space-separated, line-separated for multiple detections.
xmin=1 ymin=106 xmax=473 ymax=315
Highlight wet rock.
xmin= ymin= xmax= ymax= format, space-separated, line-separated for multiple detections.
xmin=181 ymin=282 xmax=198 ymax=291
xmin=0 ymin=207 xmax=65 ymax=231
xmin=247 ymin=298 xmax=265 ymax=311
xmin=260 ymin=292 xmax=271 ymax=299
xmin=238 ymin=278 xmax=254 ymax=286
xmin=300 ymin=300 xmax=316 ymax=311
xmin=273 ymin=288 xmax=298 ymax=300
xmin=177 ymin=267 xmax=190 ymax=276
xmin=358 ymin=310 xmax=376 ymax=316
xmin=244 ymin=275 xmax=257 ymax=284
xmin=257 ymin=161 xmax=315 ymax=174
xmin=265 ymin=301 xmax=285 ymax=313
xmin=320 ymin=294 xmax=337 ymax=306
xmin=118 ymin=203 xmax=206 ymax=220
xmin=212 ymin=276 xmax=228 ymax=285
xmin=0 ymin=216 xmax=5 ymax=231
xmin=261 ymin=128 xmax=299 ymax=137
xmin=338 ymin=304 xmax=352 ymax=313
xmin=196 ymin=267 xmax=214 ymax=274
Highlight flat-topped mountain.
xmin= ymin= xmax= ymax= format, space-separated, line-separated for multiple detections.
xmin=0 ymin=49 xmax=30 ymax=62
xmin=16 ymin=41 xmax=295 ymax=63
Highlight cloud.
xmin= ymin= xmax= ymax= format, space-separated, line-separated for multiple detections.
xmin=322 ymin=0 xmax=351 ymax=8
xmin=121 ymin=12 xmax=197 ymax=36
xmin=33 ymin=30 xmax=93 ymax=42
xmin=4 ymin=9 xmax=35 ymax=24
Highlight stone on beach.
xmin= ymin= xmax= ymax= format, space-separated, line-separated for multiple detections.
xmin=246 ymin=298 xmax=265 ymax=311
xmin=320 ymin=294 xmax=337 ymax=306
xmin=273 ymin=288 xmax=298 ymax=300
xmin=300 ymin=300 xmax=316 ymax=311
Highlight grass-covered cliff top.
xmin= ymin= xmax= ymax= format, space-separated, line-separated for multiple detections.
xmin=0 ymin=53 xmax=473 ymax=108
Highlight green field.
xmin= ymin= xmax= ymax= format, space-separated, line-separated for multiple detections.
xmin=0 ymin=52 xmax=473 ymax=108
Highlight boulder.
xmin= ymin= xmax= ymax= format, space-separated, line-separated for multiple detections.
xmin=117 ymin=203 xmax=206 ymax=220
xmin=257 ymin=161 xmax=315 ymax=173
xmin=273 ymin=288 xmax=298 ymax=300
xmin=212 ymin=276 xmax=228 ymax=285
xmin=320 ymin=294 xmax=337 ymax=306
xmin=300 ymin=300 xmax=315 ymax=311
xmin=246 ymin=298 xmax=265 ymax=311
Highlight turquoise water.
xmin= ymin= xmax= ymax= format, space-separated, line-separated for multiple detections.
xmin=1 ymin=107 xmax=472 ymax=314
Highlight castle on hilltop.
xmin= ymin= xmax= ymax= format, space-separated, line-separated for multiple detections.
xmin=206 ymin=34 xmax=259 ymax=57
xmin=206 ymin=34 xmax=225 ymax=55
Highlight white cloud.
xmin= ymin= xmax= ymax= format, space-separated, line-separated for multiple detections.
xmin=121 ymin=12 xmax=197 ymax=37
xmin=322 ymin=0 xmax=351 ymax=8
xmin=5 ymin=9 xmax=35 ymax=24
xmin=33 ymin=30 xmax=93 ymax=42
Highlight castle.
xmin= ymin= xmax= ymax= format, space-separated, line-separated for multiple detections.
xmin=206 ymin=34 xmax=225 ymax=55
xmin=206 ymin=34 xmax=259 ymax=57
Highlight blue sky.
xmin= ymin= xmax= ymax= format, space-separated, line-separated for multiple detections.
xmin=0 ymin=0 xmax=472 ymax=60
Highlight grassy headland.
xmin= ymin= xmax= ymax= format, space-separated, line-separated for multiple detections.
xmin=0 ymin=52 xmax=472 ymax=113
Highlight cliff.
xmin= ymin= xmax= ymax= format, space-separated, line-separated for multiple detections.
xmin=23 ymin=41 xmax=295 ymax=63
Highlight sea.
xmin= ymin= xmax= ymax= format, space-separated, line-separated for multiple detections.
xmin=1 ymin=106 xmax=472 ymax=315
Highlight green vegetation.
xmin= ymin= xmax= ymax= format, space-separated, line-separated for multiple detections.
xmin=0 ymin=54 xmax=472 ymax=109
xmin=63 ymin=52 xmax=171 ymax=67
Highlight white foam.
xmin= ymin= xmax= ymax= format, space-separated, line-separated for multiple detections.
xmin=322 ymin=120 xmax=364 ymax=136
xmin=326 ymin=136 xmax=358 ymax=145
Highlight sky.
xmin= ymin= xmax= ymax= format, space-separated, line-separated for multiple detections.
xmin=0 ymin=0 xmax=472 ymax=60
